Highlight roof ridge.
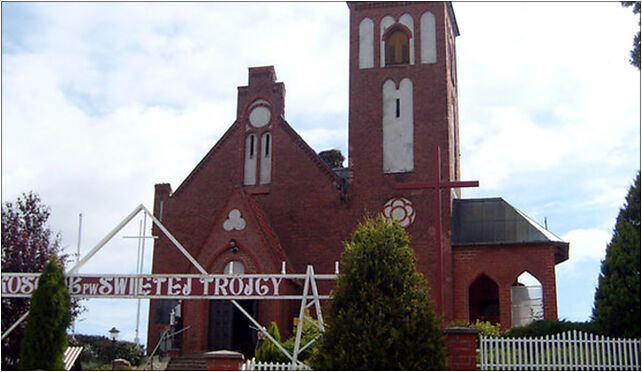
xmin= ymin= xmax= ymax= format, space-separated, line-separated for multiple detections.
xmin=278 ymin=116 xmax=343 ymax=186
xmin=509 ymin=202 xmax=565 ymax=242
xmin=172 ymin=121 xmax=240 ymax=197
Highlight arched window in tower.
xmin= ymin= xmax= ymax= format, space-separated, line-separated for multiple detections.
xmin=420 ymin=11 xmax=437 ymax=64
xmin=385 ymin=28 xmax=410 ymax=66
xmin=260 ymin=132 xmax=272 ymax=184
xmin=244 ymin=134 xmax=257 ymax=185
xmin=359 ymin=17 xmax=374 ymax=69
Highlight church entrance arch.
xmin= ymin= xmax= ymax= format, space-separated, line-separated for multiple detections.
xmin=468 ymin=274 xmax=499 ymax=324
xmin=208 ymin=299 xmax=257 ymax=357
xmin=208 ymin=260 xmax=257 ymax=356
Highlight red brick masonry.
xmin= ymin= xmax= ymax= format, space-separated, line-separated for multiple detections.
xmin=204 ymin=350 xmax=245 ymax=371
xmin=443 ymin=327 xmax=479 ymax=370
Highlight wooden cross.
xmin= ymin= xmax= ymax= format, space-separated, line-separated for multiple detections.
xmin=395 ymin=146 xmax=479 ymax=317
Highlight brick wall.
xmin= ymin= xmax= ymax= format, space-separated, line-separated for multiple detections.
xmin=443 ymin=327 xmax=479 ymax=370
xmin=452 ymin=243 xmax=559 ymax=329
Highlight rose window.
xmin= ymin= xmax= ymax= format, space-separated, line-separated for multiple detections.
xmin=382 ymin=197 xmax=416 ymax=228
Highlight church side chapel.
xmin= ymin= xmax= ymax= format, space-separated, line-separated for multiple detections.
xmin=147 ymin=1 xmax=569 ymax=356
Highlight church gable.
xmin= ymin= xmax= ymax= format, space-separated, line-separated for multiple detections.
xmin=237 ymin=66 xmax=343 ymax=196
xmin=195 ymin=186 xmax=289 ymax=274
xmin=148 ymin=121 xmax=245 ymax=273
xmin=172 ymin=121 xmax=242 ymax=199
xmin=273 ymin=116 xmax=343 ymax=188
xmin=151 ymin=65 xmax=347 ymax=277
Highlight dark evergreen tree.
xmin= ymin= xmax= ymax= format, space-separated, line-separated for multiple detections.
xmin=18 ymin=257 xmax=72 ymax=370
xmin=2 ymin=192 xmax=66 ymax=370
xmin=311 ymin=216 xmax=447 ymax=370
xmin=622 ymin=1 xmax=641 ymax=69
xmin=591 ymin=172 xmax=640 ymax=338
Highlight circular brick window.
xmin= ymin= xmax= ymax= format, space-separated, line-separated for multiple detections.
xmin=249 ymin=106 xmax=271 ymax=128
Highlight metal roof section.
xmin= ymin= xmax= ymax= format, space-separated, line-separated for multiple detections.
xmin=452 ymin=198 xmax=569 ymax=264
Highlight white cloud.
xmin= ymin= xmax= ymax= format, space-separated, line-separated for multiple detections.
xmin=463 ymin=107 xmax=568 ymax=189
xmin=559 ymin=228 xmax=612 ymax=271
xmin=74 ymin=299 xmax=149 ymax=344
xmin=298 ymin=127 xmax=349 ymax=154
xmin=458 ymin=2 xmax=639 ymax=196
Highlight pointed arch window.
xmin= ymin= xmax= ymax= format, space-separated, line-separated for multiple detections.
xmin=260 ymin=132 xmax=272 ymax=184
xmin=385 ymin=28 xmax=410 ymax=66
xmin=511 ymin=271 xmax=544 ymax=327
xmin=244 ymin=134 xmax=258 ymax=185
xmin=468 ymin=274 xmax=500 ymax=324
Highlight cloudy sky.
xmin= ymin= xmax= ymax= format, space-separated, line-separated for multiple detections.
xmin=2 ymin=2 xmax=639 ymax=346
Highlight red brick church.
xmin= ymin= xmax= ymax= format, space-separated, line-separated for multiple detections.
xmin=147 ymin=1 xmax=569 ymax=356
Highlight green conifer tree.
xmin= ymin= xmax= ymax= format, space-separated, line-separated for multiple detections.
xmin=18 ymin=257 xmax=71 ymax=370
xmin=311 ymin=216 xmax=447 ymax=370
xmin=592 ymin=172 xmax=640 ymax=339
xmin=255 ymin=321 xmax=284 ymax=363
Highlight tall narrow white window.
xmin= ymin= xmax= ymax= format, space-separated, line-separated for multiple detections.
xmin=451 ymin=103 xmax=458 ymax=178
xmin=244 ymin=134 xmax=257 ymax=185
xmin=420 ymin=11 xmax=436 ymax=64
xmin=383 ymin=78 xmax=414 ymax=173
xmin=379 ymin=16 xmax=396 ymax=67
xmin=260 ymin=132 xmax=272 ymax=184
xmin=359 ymin=18 xmax=374 ymax=69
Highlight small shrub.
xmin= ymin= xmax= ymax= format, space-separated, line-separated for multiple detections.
xmin=504 ymin=319 xmax=594 ymax=338
xmin=280 ymin=318 xmax=321 ymax=363
xmin=255 ymin=322 xmax=283 ymax=363
xmin=255 ymin=318 xmax=322 ymax=364
xmin=74 ymin=334 xmax=143 ymax=367
xmin=449 ymin=319 xmax=502 ymax=337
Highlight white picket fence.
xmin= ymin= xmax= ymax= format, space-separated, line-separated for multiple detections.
xmin=241 ymin=357 xmax=311 ymax=371
xmin=479 ymin=330 xmax=641 ymax=370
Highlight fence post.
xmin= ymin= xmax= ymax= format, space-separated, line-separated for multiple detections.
xmin=443 ymin=327 xmax=479 ymax=370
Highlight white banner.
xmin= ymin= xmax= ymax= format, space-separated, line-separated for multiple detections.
xmin=1 ymin=273 xmax=335 ymax=300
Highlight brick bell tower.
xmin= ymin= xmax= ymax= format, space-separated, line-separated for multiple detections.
xmin=347 ymin=1 xmax=461 ymax=320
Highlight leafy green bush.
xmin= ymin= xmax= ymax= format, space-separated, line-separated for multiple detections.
xmin=280 ymin=318 xmax=321 ymax=363
xmin=255 ymin=318 xmax=322 ymax=364
xmin=449 ymin=319 xmax=502 ymax=337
